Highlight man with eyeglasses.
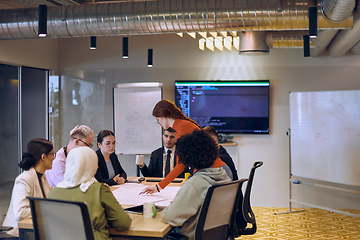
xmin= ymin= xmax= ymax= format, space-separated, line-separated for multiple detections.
xmin=45 ymin=125 xmax=95 ymax=187
xmin=137 ymin=128 xmax=189 ymax=178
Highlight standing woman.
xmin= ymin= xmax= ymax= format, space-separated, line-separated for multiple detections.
xmin=95 ymin=130 xmax=127 ymax=186
xmin=2 ymin=138 xmax=55 ymax=237
xmin=142 ymin=100 xmax=226 ymax=194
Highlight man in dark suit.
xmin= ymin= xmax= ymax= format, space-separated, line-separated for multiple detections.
xmin=137 ymin=128 xmax=188 ymax=178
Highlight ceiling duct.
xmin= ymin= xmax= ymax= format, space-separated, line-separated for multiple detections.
xmin=310 ymin=29 xmax=339 ymax=56
xmin=268 ymin=31 xmax=312 ymax=48
xmin=0 ymin=0 xmax=353 ymax=40
xmin=322 ymin=0 xmax=355 ymax=22
xmin=317 ymin=0 xmax=357 ymax=57
xmin=349 ymin=38 xmax=360 ymax=54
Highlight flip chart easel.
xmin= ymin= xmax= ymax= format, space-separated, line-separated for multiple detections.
xmin=277 ymin=90 xmax=360 ymax=217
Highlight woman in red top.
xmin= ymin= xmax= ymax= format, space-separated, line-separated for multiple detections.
xmin=141 ymin=100 xmax=226 ymax=194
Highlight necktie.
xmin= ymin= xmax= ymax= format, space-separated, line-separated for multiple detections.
xmin=164 ymin=149 xmax=172 ymax=177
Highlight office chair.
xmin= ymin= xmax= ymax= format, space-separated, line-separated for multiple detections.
xmin=28 ymin=197 xmax=95 ymax=240
xmin=168 ymin=179 xmax=247 ymax=240
xmin=195 ymin=179 xmax=248 ymax=240
xmin=237 ymin=161 xmax=263 ymax=236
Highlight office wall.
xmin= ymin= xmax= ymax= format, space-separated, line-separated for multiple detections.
xmin=0 ymin=38 xmax=59 ymax=71
xmin=2 ymin=34 xmax=360 ymax=209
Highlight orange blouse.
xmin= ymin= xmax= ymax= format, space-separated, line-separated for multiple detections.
xmin=158 ymin=119 xmax=225 ymax=189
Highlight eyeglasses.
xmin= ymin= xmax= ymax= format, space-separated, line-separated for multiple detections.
xmin=75 ymin=138 xmax=93 ymax=148
xmin=49 ymin=152 xmax=56 ymax=158
xmin=104 ymin=142 xmax=117 ymax=146
xmin=154 ymin=118 xmax=160 ymax=124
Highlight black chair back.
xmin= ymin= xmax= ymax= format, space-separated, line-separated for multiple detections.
xmin=238 ymin=161 xmax=263 ymax=236
xmin=194 ymin=179 xmax=248 ymax=240
xmin=28 ymin=197 xmax=95 ymax=240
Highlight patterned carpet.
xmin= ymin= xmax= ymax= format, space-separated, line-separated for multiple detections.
xmin=237 ymin=207 xmax=360 ymax=240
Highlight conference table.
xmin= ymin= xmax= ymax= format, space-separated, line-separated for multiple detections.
xmin=18 ymin=177 xmax=184 ymax=240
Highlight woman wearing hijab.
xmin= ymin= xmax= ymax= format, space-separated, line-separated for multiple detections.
xmin=2 ymin=138 xmax=55 ymax=237
xmin=48 ymin=147 xmax=131 ymax=240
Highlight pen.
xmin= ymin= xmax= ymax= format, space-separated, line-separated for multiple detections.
xmin=139 ymin=191 xmax=144 ymax=195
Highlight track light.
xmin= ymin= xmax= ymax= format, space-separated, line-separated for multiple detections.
xmin=148 ymin=49 xmax=153 ymax=67
xmin=123 ymin=37 xmax=128 ymax=58
xmin=309 ymin=7 xmax=317 ymax=38
xmin=90 ymin=36 xmax=96 ymax=50
xmin=303 ymin=35 xmax=310 ymax=57
xmin=38 ymin=5 xmax=47 ymax=37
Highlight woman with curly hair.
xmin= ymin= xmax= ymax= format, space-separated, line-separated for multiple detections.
xmin=141 ymin=100 xmax=227 ymax=194
xmin=162 ymin=130 xmax=231 ymax=239
xmin=3 ymin=138 xmax=55 ymax=237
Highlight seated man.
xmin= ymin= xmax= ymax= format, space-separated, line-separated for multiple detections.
xmin=45 ymin=125 xmax=95 ymax=187
xmin=137 ymin=128 xmax=188 ymax=178
xmin=203 ymin=126 xmax=247 ymax=231
xmin=203 ymin=126 xmax=238 ymax=180
xmin=162 ymin=130 xmax=231 ymax=240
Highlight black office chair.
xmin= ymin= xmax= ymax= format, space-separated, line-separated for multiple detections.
xmin=28 ymin=197 xmax=95 ymax=240
xmin=168 ymin=179 xmax=248 ymax=240
xmin=237 ymin=161 xmax=263 ymax=236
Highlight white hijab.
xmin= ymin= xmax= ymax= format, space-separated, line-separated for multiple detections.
xmin=57 ymin=146 xmax=98 ymax=192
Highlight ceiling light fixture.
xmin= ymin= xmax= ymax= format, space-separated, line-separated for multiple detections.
xmin=90 ymin=36 xmax=96 ymax=50
xmin=206 ymin=37 xmax=214 ymax=51
xmin=38 ymin=5 xmax=47 ymax=37
xmin=123 ymin=37 xmax=128 ymax=58
xmin=303 ymin=35 xmax=310 ymax=57
xmin=199 ymin=38 xmax=206 ymax=51
xmin=148 ymin=49 xmax=153 ymax=67
xmin=309 ymin=7 xmax=318 ymax=38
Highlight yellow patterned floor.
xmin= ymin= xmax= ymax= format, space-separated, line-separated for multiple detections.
xmin=237 ymin=207 xmax=360 ymax=240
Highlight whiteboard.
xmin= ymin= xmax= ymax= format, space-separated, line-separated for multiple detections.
xmin=113 ymin=87 xmax=162 ymax=154
xmin=290 ymin=90 xmax=360 ymax=187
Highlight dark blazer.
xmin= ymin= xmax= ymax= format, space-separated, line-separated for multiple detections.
xmin=139 ymin=147 xmax=188 ymax=178
xmin=219 ymin=145 xmax=239 ymax=180
xmin=95 ymin=149 xmax=127 ymax=186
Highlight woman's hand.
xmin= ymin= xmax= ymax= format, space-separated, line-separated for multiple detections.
xmin=140 ymin=185 xmax=157 ymax=194
xmin=113 ymin=174 xmax=121 ymax=183
xmin=116 ymin=177 xmax=126 ymax=184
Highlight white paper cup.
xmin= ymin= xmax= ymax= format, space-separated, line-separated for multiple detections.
xmin=143 ymin=202 xmax=157 ymax=218
xmin=136 ymin=155 xmax=144 ymax=166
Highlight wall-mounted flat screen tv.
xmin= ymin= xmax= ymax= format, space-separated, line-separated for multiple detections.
xmin=175 ymin=80 xmax=270 ymax=134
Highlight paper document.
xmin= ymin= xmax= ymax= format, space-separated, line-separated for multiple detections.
xmin=112 ymin=183 xmax=181 ymax=207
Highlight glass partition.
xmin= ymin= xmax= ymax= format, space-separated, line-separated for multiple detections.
xmin=0 ymin=64 xmax=19 ymax=183
xmin=50 ymin=75 xmax=106 ymax=149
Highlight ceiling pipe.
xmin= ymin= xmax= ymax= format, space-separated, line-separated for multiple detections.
xmin=310 ymin=29 xmax=339 ymax=56
xmin=349 ymin=38 xmax=360 ymax=54
xmin=267 ymin=31 xmax=310 ymax=48
xmin=328 ymin=10 xmax=360 ymax=57
xmin=0 ymin=0 xmax=353 ymax=40
xmin=322 ymin=0 xmax=355 ymax=22
xmin=321 ymin=0 xmax=358 ymax=57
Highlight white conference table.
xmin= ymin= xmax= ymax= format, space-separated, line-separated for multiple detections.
xmin=18 ymin=177 xmax=184 ymax=240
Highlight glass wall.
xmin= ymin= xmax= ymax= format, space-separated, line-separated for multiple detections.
xmin=49 ymin=73 xmax=106 ymax=149
xmin=0 ymin=64 xmax=19 ymax=183
xmin=0 ymin=64 xmax=49 ymax=184
xmin=49 ymin=76 xmax=61 ymax=151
